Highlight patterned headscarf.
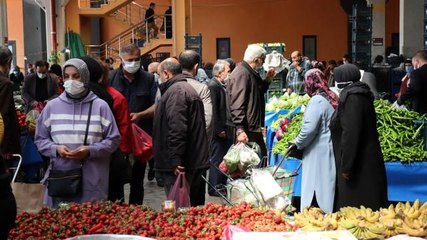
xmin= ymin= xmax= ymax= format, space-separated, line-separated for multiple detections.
xmin=304 ymin=69 xmax=339 ymax=109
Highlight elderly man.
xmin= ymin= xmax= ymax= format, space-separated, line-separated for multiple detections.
xmin=22 ymin=60 xmax=59 ymax=112
xmin=179 ymin=50 xmax=213 ymax=140
xmin=207 ymin=59 xmax=233 ymax=196
xmin=286 ymin=51 xmax=312 ymax=94
xmin=226 ymin=44 xmax=276 ymax=162
xmin=153 ymin=58 xmax=209 ymax=206
xmin=109 ymin=44 xmax=157 ymax=204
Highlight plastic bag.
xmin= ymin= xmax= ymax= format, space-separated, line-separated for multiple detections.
xmin=250 ymin=168 xmax=283 ymax=201
xmin=223 ymin=143 xmax=261 ymax=175
xmin=222 ymin=225 xmax=250 ymax=240
xmin=167 ymin=172 xmax=191 ymax=208
xmin=226 ymin=179 xmax=264 ymax=207
xmin=131 ymin=123 xmax=153 ymax=162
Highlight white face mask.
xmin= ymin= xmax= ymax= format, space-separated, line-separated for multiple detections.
xmin=64 ymin=80 xmax=85 ymax=96
xmin=37 ymin=72 xmax=47 ymax=79
xmin=122 ymin=60 xmax=141 ymax=74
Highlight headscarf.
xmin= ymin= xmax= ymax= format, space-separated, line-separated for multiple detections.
xmin=333 ymin=63 xmax=361 ymax=83
xmin=78 ymin=56 xmax=114 ymax=110
xmin=304 ymin=69 xmax=339 ymax=109
xmin=63 ymin=58 xmax=90 ymax=99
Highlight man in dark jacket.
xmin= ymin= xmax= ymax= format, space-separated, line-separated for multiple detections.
xmin=0 ymin=46 xmax=19 ymax=240
xmin=22 ymin=60 xmax=59 ymax=113
xmin=109 ymin=44 xmax=157 ymax=205
xmin=207 ymin=59 xmax=233 ymax=196
xmin=153 ymin=58 xmax=209 ymax=207
xmin=226 ymin=44 xmax=275 ymax=161
xmin=397 ymin=50 xmax=427 ymax=115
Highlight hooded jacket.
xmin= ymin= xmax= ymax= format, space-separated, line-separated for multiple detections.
xmin=153 ymin=74 xmax=209 ymax=172
xmin=35 ymin=91 xmax=120 ymax=207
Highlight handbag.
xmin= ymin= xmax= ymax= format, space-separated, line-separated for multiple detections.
xmin=167 ymin=172 xmax=191 ymax=208
xmin=131 ymin=123 xmax=153 ymax=162
xmin=47 ymin=101 xmax=93 ymax=197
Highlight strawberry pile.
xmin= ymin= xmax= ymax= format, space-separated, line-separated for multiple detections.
xmin=9 ymin=201 xmax=296 ymax=239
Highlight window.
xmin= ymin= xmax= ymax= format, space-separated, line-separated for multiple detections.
xmin=216 ymin=38 xmax=231 ymax=59
xmin=303 ymin=35 xmax=317 ymax=60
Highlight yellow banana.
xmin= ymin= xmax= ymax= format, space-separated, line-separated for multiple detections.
xmin=366 ymin=211 xmax=380 ymax=223
xmin=419 ymin=202 xmax=427 ymax=212
xmin=401 ymin=222 xmax=427 ymax=237
xmin=413 ymin=199 xmax=420 ymax=210
xmin=407 ymin=209 xmax=421 ymax=219
xmin=367 ymin=222 xmax=385 ymax=235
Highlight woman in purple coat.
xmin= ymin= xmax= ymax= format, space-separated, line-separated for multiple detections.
xmin=35 ymin=58 xmax=120 ymax=208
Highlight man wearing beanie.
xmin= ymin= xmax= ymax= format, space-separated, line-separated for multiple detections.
xmin=109 ymin=44 xmax=157 ymax=205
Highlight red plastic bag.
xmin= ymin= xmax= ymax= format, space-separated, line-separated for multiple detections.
xmin=131 ymin=123 xmax=153 ymax=162
xmin=167 ymin=172 xmax=191 ymax=208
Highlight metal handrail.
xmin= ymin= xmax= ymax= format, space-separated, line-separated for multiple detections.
xmin=86 ymin=14 xmax=171 ymax=61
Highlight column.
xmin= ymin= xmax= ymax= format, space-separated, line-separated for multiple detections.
xmin=0 ymin=0 xmax=7 ymax=46
xmin=172 ymin=0 xmax=191 ymax=56
xmin=400 ymin=0 xmax=424 ymax=57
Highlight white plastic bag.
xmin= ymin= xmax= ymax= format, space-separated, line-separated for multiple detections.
xmin=250 ymin=169 xmax=283 ymax=201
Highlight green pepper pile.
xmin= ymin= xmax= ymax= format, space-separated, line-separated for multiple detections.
xmin=272 ymin=113 xmax=303 ymax=155
xmin=270 ymin=100 xmax=427 ymax=162
xmin=374 ymin=99 xmax=427 ymax=162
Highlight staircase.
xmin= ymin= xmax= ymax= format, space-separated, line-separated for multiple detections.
xmin=86 ymin=14 xmax=173 ymax=62
xmin=78 ymin=0 xmax=173 ymax=62
xmin=78 ymin=0 xmax=133 ymax=16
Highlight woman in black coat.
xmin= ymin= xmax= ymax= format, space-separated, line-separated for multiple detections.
xmin=330 ymin=64 xmax=387 ymax=211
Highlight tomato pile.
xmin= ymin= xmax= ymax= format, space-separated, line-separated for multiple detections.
xmin=9 ymin=201 xmax=297 ymax=240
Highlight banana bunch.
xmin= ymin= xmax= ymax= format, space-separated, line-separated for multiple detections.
xmin=391 ymin=200 xmax=427 ymax=238
xmin=295 ymin=207 xmax=339 ymax=231
xmin=341 ymin=219 xmax=385 ymax=240
xmin=338 ymin=212 xmax=384 ymax=239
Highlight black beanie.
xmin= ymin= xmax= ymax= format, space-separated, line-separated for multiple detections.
xmin=333 ymin=64 xmax=361 ymax=83
xmin=78 ymin=56 xmax=103 ymax=83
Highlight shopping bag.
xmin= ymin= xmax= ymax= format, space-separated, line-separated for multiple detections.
xmin=222 ymin=225 xmax=250 ymax=240
xmin=167 ymin=172 xmax=191 ymax=208
xmin=131 ymin=123 xmax=153 ymax=162
xmin=11 ymin=182 xmax=45 ymax=213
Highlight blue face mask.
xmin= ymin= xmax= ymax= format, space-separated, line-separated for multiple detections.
xmin=405 ymin=66 xmax=413 ymax=74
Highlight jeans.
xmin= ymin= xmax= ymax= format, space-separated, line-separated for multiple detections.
xmin=159 ymin=169 xmax=207 ymax=207
xmin=208 ymin=137 xmax=233 ymax=194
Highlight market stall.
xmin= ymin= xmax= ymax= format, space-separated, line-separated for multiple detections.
xmin=265 ymin=99 xmax=427 ymax=202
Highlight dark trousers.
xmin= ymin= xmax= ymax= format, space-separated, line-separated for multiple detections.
xmin=108 ymin=151 xmax=131 ymax=202
xmin=0 ymin=192 xmax=16 ymax=240
xmin=129 ymin=159 xmax=147 ymax=204
xmin=208 ymin=137 xmax=233 ymax=194
xmin=159 ymin=169 xmax=207 ymax=207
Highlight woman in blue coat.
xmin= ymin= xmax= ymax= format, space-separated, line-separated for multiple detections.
xmin=294 ymin=69 xmax=339 ymax=213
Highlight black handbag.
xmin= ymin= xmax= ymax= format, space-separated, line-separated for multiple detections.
xmin=47 ymin=101 xmax=93 ymax=198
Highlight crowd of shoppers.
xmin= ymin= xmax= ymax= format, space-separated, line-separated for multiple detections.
xmin=2 ymin=41 xmax=427 ymax=240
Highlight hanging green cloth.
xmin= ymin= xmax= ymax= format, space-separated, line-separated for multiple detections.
xmin=65 ymin=31 xmax=86 ymax=58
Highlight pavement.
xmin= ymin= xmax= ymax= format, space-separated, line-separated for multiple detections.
xmin=124 ymin=169 xmax=224 ymax=211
